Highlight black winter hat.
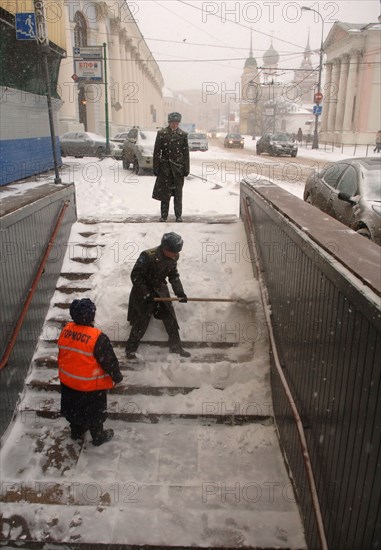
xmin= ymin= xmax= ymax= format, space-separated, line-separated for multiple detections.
xmin=70 ymin=298 xmax=96 ymax=325
xmin=161 ymin=232 xmax=183 ymax=253
xmin=168 ymin=112 xmax=182 ymax=122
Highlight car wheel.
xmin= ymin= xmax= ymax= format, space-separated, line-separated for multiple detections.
xmin=97 ymin=146 xmax=106 ymax=159
xmin=291 ymin=152 xmax=297 ymax=158
xmin=305 ymin=194 xmax=312 ymax=205
xmin=122 ymin=157 xmax=129 ymax=170
xmin=356 ymin=227 xmax=371 ymax=239
xmin=133 ymin=158 xmax=142 ymax=175
xmin=256 ymin=149 xmax=261 ymax=155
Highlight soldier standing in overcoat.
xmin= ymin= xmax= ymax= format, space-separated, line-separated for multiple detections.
xmin=125 ymin=232 xmax=190 ymax=359
xmin=152 ymin=112 xmax=190 ymax=222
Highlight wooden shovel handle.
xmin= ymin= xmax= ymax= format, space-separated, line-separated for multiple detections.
xmin=153 ymin=297 xmax=236 ymax=302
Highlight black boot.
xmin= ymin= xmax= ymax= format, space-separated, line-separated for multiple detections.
xmin=91 ymin=425 xmax=114 ymax=446
xmin=170 ymin=345 xmax=191 ymax=358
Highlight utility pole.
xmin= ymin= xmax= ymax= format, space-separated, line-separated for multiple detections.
xmin=33 ymin=0 xmax=61 ymax=183
xmin=103 ymin=43 xmax=111 ymax=155
xmin=302 ymin=6 xmax=325 ymax=149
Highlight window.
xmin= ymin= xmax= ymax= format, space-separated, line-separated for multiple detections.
xmin=322 ymin=163 xmax=348 ymax=189
xmin=337 ymin=166 xmax=358 ymax=196
xmin=74 ymin=12 xmax=87 ymax=47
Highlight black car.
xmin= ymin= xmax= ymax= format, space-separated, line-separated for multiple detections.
xmin=256 ymin=133 xmax=298 ymax=157
xmin=303 ymin=157 xmax=381 ymax=245
xmin=224 ymin=133 xmax=244 ymax=148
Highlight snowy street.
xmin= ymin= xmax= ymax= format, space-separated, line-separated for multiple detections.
xmin=0 ymin=140 xmax=311 ymax=547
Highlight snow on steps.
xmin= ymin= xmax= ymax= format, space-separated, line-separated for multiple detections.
xmin=0 ymin=415 xmax=306 ymax=549
xmin=0 ymin=340 xmax=306 ymax=548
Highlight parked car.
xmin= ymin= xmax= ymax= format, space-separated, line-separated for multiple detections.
xmin=187 ymin=132 xmax=208 ymax=152
xmin=303 ymin=157 xmax=381 ymax=245
xmin=224 ymin=133 xmax=244 ymax=148
xmin=122 ymin=127 xmax=156 ymax=174
xmin=110 ymin=129 xmax=132 ymax=159
xmin=60 ymin=132 xmax=117 ymax=158
xmin=256 ymin=133 xmax=298 ymax=157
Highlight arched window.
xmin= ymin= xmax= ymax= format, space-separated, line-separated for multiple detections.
xmin=74 ymin=11 xmax=87 ymax=47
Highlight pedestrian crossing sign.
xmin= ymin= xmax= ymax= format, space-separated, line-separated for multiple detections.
xmin=15 ymin=13 xmax=36 ymax=40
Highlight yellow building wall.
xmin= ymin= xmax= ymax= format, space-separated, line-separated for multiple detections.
xmin=0 ymin=0 xmax=66 ymax=51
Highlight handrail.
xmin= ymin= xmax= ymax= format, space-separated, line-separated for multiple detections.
xmin=0 ymin=200 xmax=70 ymax=371
xmin=243 ymin=196 xmax=329 ymax=550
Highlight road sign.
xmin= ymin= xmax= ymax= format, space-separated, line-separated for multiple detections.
xmin=314 ymin=92 xmax=323 ymax=103
xmin=313 ymin=104 xmax=323 ymax=116
xmin=73 ymin=47 xmax=104 ymax=82
xmin=73 ymin=46 xmax=103 ymax=59
xmin=74 ymin=60 xmax=103 ymax=82
xmin=15 ymin=13 xmax=36 ymax=40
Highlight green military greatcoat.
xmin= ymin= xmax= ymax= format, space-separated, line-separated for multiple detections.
xmin=152 ymin=126 xmax=190 ymax=202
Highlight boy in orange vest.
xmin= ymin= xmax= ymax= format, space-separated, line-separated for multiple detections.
xmin=58 ymin=298 xmax=123 ymax=446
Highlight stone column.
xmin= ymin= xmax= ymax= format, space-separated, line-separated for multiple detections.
xmin=129 ymin=46 xmax=139 ymax=125
xmin=343 ymin=51 xmax=360 ymax=132
xmin=335 ymin=55 xmax=350 ymax=134
xmin=327 ymin=59 xmax=341 ymax=133
xmin=57 ymin=8 xmax=79 ymax=133
xmin=108 ymin=20 xmax=123 ymax=129
xmin=320 ymin=62 xmax=332 ymax=133
xmin=122 ymin=39 xmax=133 ymax=126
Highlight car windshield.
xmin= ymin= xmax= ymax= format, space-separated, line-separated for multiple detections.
xmin=228 ymin=134 xmax=242 ymax=139
xmin=361 ymin=168 xmax=381 ymax=201
xmin=189 ymin=133 xmax=206 ymax=139
xmin=272 ymin=133 xmax=292 ymax=141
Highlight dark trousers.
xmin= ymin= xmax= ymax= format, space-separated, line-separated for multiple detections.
xmin=126 ymin=307 xmax=182 ymax=352
xmin=161 ymin=189 xmax=183 ymax=219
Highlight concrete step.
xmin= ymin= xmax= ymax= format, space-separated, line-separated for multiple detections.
xmin=0 ymin=416 xmax=306 ymax=549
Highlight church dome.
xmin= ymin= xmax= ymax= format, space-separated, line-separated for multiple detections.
xmin=244 ymin=56 xmax=257 ymax=69
xmin=263 ymin=42 xmax=279 ymax=66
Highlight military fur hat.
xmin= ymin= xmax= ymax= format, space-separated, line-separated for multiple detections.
xmin=70 ymin=298 xmax=96 ymax=324
xmin=168 ymin=112 xmax=182 ymax=123
xmin=161 ymin=232 xmax=184 ymax=253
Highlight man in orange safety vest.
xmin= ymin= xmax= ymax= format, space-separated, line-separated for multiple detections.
xmin=58 ymin=298 xmax=123 ymax=446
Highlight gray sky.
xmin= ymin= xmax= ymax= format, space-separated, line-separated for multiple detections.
xmin=132 ymin=0 xmax=380 ymax=91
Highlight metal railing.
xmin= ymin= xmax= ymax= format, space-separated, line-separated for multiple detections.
xmin=240 ymin=178 xmax=381 ymax=550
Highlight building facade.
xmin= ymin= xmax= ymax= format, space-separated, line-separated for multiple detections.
xmin=0 ymin=0 xmax=65 ymax=185
xmin=58 ymin=0 xmax=165 ymax=136
xmin=320 ymin=21 xmax=381 ymax=145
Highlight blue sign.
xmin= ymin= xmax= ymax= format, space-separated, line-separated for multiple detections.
xmin=313 ymin=104 xmax=323 ymax=116
xmin=15 ymin=13 xmax=36 ymax=40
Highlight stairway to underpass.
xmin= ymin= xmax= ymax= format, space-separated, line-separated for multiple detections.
xmin=0 ymin=220 xmax=307 ymax=549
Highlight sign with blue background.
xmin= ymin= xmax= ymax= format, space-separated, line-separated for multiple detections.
xmin=15 ymin=13 xmax=36 ymax=40
xmin=313 ymin=104 xmax=323 ymax=116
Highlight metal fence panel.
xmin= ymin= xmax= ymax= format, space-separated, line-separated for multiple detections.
xmin=0 ymin=185 xmax=76 ymax=436
xmin=241 ymin=180 xmax=381 ymax=550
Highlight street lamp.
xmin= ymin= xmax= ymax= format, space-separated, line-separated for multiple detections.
xmin=302 ymin=6 xmax=325 ymax=149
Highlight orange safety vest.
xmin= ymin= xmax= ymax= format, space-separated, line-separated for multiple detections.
xmin=57 ymin=322 xmax=114 ymax=391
